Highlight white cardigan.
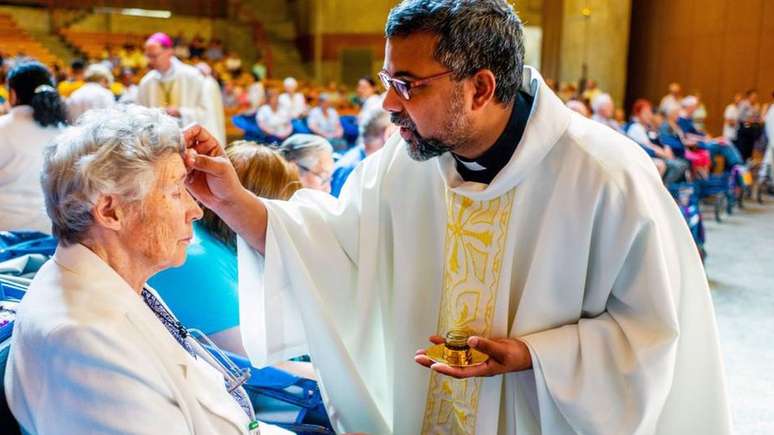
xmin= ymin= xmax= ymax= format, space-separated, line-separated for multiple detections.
xmin=4 ymin=243 xmax=288 ymax=435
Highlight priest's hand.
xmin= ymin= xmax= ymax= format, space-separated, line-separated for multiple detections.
xmin=414 ymin=335 xmax=532 ymax=379
xmin=182 ymin=123 xmax=243 ymax=211
xmin=182 ymin=123 xmax=270 ymax=254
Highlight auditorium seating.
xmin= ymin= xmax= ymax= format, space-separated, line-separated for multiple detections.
xmin=59 ymin=28 xmax=146 ymax=60
xmin=0 ymin=14 xmax=60 ymax=66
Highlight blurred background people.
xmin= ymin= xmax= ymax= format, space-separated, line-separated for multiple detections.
xmin=66 ymin=63 xmax=115 ymax=124
xmin=137 ymin=32 xmax=207 ymax=127
xmin=256 ymin=89 xmax=293 ymax=143
xmin=277 ymin=134 xmax=334 ymax=193
xmin=0 ymin=61 xmax=66 ymax=233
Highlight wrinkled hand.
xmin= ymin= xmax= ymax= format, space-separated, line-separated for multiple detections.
xmin=182 ymin=124 xmax=243 ymax=211
xmin=414 ymin=335 xmax=532 ymax=379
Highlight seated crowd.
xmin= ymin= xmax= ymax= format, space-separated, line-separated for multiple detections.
xmin=557 ymin=78 xmax=773 ymax=188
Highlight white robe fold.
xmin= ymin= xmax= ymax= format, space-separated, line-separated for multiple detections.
xmin=238 ymin=66 xmax=731 ymax=434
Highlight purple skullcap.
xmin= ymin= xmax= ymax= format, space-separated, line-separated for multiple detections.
xmin=147 ymin=32 xmax=173 ymax=49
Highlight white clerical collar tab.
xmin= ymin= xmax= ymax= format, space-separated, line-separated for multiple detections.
xmin=458 ymin=159 xmax=487 ymax=171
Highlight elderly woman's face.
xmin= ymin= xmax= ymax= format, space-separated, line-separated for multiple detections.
xmin=298 ymin=151 xmax=334 ymax=194
xmin=123 ymin=153 xmax=202 ymax=270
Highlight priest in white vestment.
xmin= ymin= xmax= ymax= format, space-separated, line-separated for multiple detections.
xmin=181 ymin=1 xmax=731 ymax=434
xmin=196 ymin=62 xmax=227 ymax=146
xmin=137 ymin=32 xmax=207 ymax=129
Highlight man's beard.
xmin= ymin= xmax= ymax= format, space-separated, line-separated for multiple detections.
xmin=390 ymin=87 xmax=472 ymax=161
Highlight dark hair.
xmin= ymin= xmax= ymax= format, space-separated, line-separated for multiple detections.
xmin=359 ymin=76 xmax=376 ymax=87
xmin=70 ymin=58 xmax=85 ymax=71
xmin=7 ymin=61 xmax=67 ymax=128
xmin=745 ymin=89 xmax=757 ymax=97
xmin=385 ymin=0 xmax=524 ymax=105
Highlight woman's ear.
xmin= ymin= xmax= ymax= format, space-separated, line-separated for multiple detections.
xmin=92 ymin=194 xmax=125 ymax=231
xmin=470 ymin=69 xmax=497 ymax=111
xmin=9 ymin=89 xmax=16 ymax=106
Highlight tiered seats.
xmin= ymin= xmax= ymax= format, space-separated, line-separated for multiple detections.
xmin=0 ymin=14 xmax=60 ymax=65
xmin=59 ymin=29 xmax=146 ymax=60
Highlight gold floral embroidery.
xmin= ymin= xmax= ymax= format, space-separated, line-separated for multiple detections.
xmin=421 ymin=189 xmax=515 ymax=435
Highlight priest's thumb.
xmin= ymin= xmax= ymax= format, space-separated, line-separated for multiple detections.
xmin=468 ymin=336 xmax=508 ymax=362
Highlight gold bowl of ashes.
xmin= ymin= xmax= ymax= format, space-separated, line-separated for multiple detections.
xmin=426 ymin=329 xmax=489 ymax=367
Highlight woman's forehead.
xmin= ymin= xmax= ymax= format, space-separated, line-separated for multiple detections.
xmin=155 ymin=153 xmax=187 ymax=184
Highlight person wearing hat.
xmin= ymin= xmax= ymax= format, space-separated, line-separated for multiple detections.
xmin=137 ymin=32 xmax=207 ymax=128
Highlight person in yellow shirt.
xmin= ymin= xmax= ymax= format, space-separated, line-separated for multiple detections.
xmin=57 ymin=59 xmax=85 ymax=98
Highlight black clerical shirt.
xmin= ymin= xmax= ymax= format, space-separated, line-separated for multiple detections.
xmin=453 ymin=91 xmax=533 ymax=184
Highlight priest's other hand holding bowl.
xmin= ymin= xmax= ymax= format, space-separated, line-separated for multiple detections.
xmin=414 ymin=335 xmax=533 ymax=379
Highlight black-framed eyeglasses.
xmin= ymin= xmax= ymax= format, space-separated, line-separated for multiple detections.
xmin=297 ymin=163 xmax=331 ymax=185
xmin=378 ymin=69 xmax=454 ymax=101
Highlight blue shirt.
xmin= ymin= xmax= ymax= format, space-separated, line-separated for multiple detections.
xmin=677 ymin=116 xmax=702 ymax=136
xmin=659 ymin=123 xmax=686 ymax=159
xmin=330 ymin=144 xmax=367 ymax=197
xmin=148 ymin=222 xmax=239 ymax=335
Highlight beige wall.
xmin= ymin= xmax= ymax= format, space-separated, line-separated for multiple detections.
xmin=0 ymin=6 xmax=51 ymax=33
xmin=294 ymin=0 xmax=544 ymax=85
xmin=559 ymin=0 xmax=631 ymax=107
xmin=70 ymin=12 xmax=215 ymax=39
xmin=317 ymin=0 xmax=398 ymax=34
xmin=627 ymin=0 xmax=774 ymax=135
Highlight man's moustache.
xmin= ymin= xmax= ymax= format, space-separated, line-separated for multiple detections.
xmin=390 ymin=114 xmax=415 ymax=130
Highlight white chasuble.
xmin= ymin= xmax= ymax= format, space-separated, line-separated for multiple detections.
xmin=137 ymin=58 xmax=207 ymax=128
xmin=422 ymin=189 xmax=515 ymax=434
xmin=238 ymin=66 xmax=731 ymax=435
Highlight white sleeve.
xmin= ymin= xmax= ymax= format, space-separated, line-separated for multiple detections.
xmin=33 ymin=325 xmax=190 ymax=435
xmin=178 ymin=73 xmax=208 ymax=127
xmin=238 ymin=187 xmax=362 ymax=366
xmin=520 ymin=177 xmax=685 ymax=435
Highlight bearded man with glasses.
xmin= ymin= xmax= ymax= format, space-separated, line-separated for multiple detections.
xmin=182 ymin=1 xmax=731 ymax=434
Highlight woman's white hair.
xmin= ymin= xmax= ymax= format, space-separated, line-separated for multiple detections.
xmin=278 ymin=134 xmax=333 ymax=169
xmin=84 ymin=63 xmax=114 ymax=85
xmin=591 ymin=93 xmax=613 ymax=114
xmin=41 ymin=104 xmax=183 ymax=245
xmin=283 ymin=77 xmax=298 ymax=90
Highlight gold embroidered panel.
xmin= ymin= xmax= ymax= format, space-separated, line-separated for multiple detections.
xmin=421 ymin=189 xmax=516 ymax=435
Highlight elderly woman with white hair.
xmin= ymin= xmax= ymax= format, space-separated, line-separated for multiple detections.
xmin=590 ymin=93 xmax=622 ymax=132
xmin=278 ymin=77 xmax=307 ymax=119
xmin=277 ymin=133 xmax=334 ymax=193
xmin=3 ymin=105 xmax=289 ymax=435
xmin=65 ymin=62 xmax=115 ymax=124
